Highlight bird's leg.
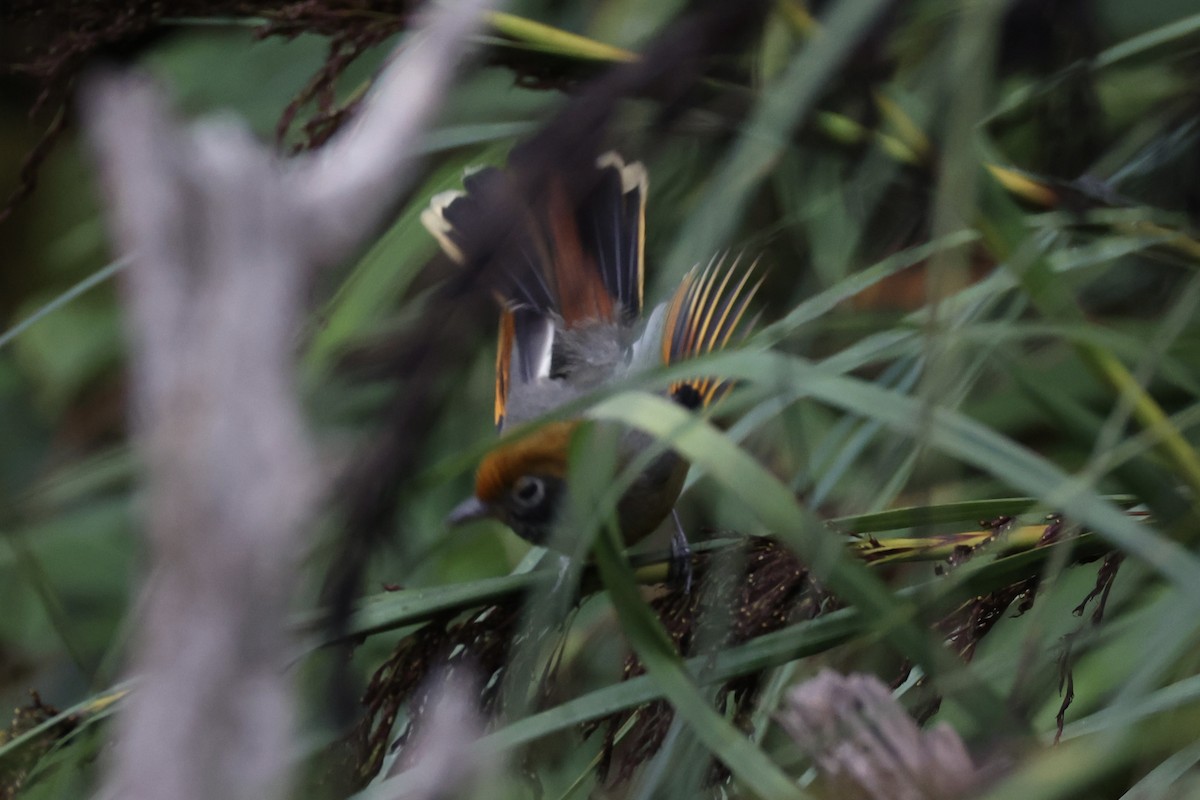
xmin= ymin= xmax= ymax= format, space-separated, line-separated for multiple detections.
xmin=669 ymin=509 xmax=694 ymax=594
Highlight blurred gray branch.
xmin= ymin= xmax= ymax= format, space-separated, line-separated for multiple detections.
xmin=382 ymin=669 xmax=497 ymax=800
xmin=777 ymin=670 xmax=982 ymax=800
xmin=82 ymin=2 xmax=492 ymax=799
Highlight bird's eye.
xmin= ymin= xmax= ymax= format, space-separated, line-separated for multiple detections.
xmin=512 ymin=475 xmax=546 ymax=508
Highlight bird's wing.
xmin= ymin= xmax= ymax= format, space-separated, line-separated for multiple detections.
xmin=581 ymin=152 xmax=646 ymax=323
xmin=660 ymin=254 xmax=763 ymax=408
xmin=423 ymin=153 xmax=647 ymax=427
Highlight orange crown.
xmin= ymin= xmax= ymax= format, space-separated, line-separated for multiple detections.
xmin=474 ymin=421 xmax=579 ymax=503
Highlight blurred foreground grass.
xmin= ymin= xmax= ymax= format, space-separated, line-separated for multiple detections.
xmin=2 ymin=1 xmax=1200 ymax=797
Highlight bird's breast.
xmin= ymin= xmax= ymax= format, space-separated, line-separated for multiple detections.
xmin=617 ymin=448 xmax=689 ymax=546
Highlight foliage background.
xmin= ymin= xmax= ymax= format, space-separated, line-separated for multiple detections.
xmin=2 ymin=0 xmax=1200 ymax=797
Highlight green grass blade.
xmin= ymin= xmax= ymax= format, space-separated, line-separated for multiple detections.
xmin=587 ymin=391 xmax=1015 ymax=730
xmin=0 ymin=260 xmax=127 ymax=352
xmin=663 ymin=0 xmax=893 ymax=280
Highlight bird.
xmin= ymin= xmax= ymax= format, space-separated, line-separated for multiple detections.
xmin=422 ymin=151 xmax=760 ymax=558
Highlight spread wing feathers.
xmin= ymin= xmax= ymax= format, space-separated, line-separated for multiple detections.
xmin=494 ymin=307 xmax=553 ymax=427
xmin=582 ymin=152 xmax=647 ymax=322
xmin=422 ymin=168 xmax=558 ymax=313
xmin=661 ymin=254 xmax=763 ymax=407
xmin=422 ymin=153 xmax=648 ymax=427
xmin=421 ymin=153 xmax=645 ymax=326
xmin=542 ymin=178 xmax=615 ymax=325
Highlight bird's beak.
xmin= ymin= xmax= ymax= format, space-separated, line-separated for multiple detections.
xmin=446 ymin=496 xmax=491 ymax=527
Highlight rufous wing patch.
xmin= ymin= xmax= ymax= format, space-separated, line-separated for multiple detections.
xmin=544 ymin=178 xmax=614 ymax=327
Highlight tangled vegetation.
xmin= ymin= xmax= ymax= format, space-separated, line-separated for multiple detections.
xmin=2 ymin=1 xmax=1200 ymax=797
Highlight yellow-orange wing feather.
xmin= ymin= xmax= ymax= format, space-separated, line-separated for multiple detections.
xmin=494 ymin=309 xmax=515 ymax=427
xmin=661 ymin=255 xmax=762 ymax=406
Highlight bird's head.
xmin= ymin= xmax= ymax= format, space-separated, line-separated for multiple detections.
xmin=446 ymin=420 xmax=578 ymax=545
